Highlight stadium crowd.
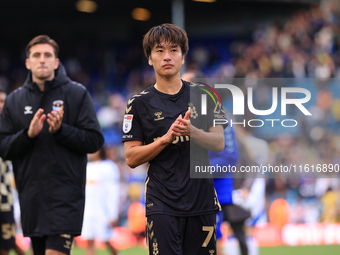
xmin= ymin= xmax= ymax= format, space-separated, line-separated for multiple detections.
xmin=1 ymin=0 xmax=340 ymax=252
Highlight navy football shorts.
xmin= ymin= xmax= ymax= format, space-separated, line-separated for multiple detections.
xmin=147 ymin=213 xmax=216 ymax=255
xmin=30 ymin=234 xmax=74 ymax=255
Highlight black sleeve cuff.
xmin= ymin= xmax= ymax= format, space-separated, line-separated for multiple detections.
xmin=23 ymin=128 xmax=35 ymax=140
xmin=53 ymin=124 xmax=63 ymax=137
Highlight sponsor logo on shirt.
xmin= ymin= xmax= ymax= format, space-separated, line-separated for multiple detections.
xmin=213 ymin=102 xmax=226 ymax=119
xmin=122 ymin=135 xmax=133 ymax=139
xmin=154 ymin=112 xmax=164 ymax=121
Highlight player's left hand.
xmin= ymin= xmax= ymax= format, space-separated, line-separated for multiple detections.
xmin=172 ymin=110 xmax=191 ymax=136
xmin=47 ymin=109 xmax=64 ymax=134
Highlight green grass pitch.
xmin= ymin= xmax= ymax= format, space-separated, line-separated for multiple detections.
xmin=69 ymin=245 xmax=340 ymax=255
xmin=12 ymin=244 xmax=340 ymax=255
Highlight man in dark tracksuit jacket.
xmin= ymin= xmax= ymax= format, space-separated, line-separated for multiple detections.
xmin=0 ymin=35 xmax=104 ymax=255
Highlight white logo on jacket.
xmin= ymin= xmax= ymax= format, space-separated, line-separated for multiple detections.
xmin=24 ymin=106 xmax=33 ymax=114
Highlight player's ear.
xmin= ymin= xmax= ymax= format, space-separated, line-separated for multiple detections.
xmin=181 ymin=54 xmax=186 ymax=65
xmin=54 ymin=58 xmax=60 ymax=70
xmin=148 ymin=56 xmax=153 ymax=66
xmin=25 ymin=58 xmax=31 ymax=70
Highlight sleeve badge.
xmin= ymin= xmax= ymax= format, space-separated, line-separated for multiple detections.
xmin=123 ymin=114 xmax=133 ymax=133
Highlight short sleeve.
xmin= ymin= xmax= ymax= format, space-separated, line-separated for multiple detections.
xmin=122 ymin=98 xmax=144 ymax=142
xmin=206 ymin=95 xmax=228 ymax=130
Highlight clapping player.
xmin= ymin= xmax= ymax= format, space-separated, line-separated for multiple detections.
xmin=122 ymin=24 xmax=227 ymax=255
xmin=0 ymin=35 xmax=103 ymax=255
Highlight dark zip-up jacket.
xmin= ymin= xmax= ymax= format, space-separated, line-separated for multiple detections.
xmin=0 ymin=64 xmax=104 ymax=237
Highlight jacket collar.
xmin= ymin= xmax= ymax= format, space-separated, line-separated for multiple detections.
xmin=23 ymin=63 xmax=70 ymax=92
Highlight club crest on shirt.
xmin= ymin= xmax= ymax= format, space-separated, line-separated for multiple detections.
xmin=52 ymin=100 xmax=64 ymax=111
xmin=123 ymin=114 xmax=133 ymax=133
xmin=188 ymin=102 xmax=198 ymax=119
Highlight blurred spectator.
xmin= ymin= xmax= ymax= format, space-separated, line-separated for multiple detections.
xmin=82 ymin=147 xmax=120 ymax=255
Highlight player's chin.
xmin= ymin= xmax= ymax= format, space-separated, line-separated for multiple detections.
xmin=36 ymin=73 xmax=53 ymax=79
xmin=161 ymin=69 xmax=176 ymax=75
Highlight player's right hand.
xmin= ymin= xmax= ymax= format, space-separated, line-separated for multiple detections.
xmin=172 ymin=110 xmax=190 ymax=137
xmin=27 ymin=108 xmax=46 ymax=138
xmin=162 ymin=114 xmax=183 ymax=144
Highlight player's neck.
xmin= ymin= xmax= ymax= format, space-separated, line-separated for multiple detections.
xmin=154 ymin=75 xmax=182 ymax=95
xmin=32 ymin=74 xmax=55 ymax=92
xmin=34 ymin=80 xmax=45 ymax=92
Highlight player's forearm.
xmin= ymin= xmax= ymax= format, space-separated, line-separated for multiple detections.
xmin=190 ymin=126 xmax=225 ymax=152
xmin=54 ymin=123 xmax=104 ymax=153
xmin=125 ymin=137 xmax=170 ymax=168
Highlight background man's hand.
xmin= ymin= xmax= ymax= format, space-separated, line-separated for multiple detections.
xmin=47 ymin=109 xmax=64 ymax=134
xmin=27 ymin=109 xmax=46 ymax=138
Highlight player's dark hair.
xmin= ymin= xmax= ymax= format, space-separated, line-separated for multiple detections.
xmin=143 ymin=23 xmax=189 ymax=59
xmin=26 ymin=35 xmax=59 ymax=58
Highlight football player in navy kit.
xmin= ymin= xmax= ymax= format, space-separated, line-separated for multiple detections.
xmin=122 ymin=24 xmax=227 ymax=255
